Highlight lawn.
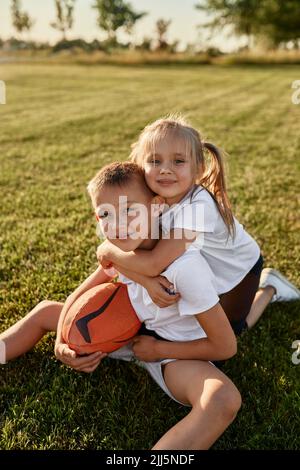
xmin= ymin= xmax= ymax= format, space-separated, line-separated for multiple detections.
xmin=0 ymin=63 xmax=299 ymax=450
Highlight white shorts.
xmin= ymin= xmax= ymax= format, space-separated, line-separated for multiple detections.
xmin=108 ymin=344 xmax=190 ymax=407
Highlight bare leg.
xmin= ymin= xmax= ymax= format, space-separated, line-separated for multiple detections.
xmin=152 ymin=360 xmax=241 ymax=450
xmin=246 ymin=286 xmax=275 ymax=329
xmin=0 ymin=300 xmax=63 ymax=363
xmin=219 ymin=266 xmax=276 ymax=333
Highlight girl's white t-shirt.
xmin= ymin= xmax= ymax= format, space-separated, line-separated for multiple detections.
xmin=118 ymin=250 xmax=219 ymax=342
xmin=160 ymin=185 xmax=260 ymax=294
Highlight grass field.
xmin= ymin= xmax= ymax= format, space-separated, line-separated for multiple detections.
xmin=0 ymin=63 xmax=299 ymax=450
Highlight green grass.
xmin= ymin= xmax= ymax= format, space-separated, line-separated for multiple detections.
xmin=0 ymin=63 xmax=299 ymax=450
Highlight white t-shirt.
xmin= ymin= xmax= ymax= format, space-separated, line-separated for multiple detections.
xmin=118 ymin=250 xmax=219 ymax=342
xmin=160 ymin=185 xmax=260 ymax=295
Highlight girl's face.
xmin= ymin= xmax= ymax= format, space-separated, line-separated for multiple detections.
xmin=143 ymin=134 xmax=195 ymax=205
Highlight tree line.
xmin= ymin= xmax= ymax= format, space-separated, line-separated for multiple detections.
xmin=4 ymin=0 xmax=300 ymax=52
xmin=5 ymin=0 xmax=179 ymax=52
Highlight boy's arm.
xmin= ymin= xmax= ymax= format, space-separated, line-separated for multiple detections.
xmin=133 ymin=303 xmax=237 ymax=362
xmin=97 ymin=229 xmax=198 ymax=277
xmin=55 ymin=265 xmax=114 ymax=366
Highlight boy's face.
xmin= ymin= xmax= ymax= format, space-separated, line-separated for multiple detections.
xmin=94 ymin=180 xmax=158 ymax=252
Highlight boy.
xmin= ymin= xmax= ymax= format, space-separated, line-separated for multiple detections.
xmin=0 ymin=162 xmax=241 ymax=450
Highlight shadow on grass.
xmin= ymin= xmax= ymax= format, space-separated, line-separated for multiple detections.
xmin=0 ymin=344 xmax=185 ymax=450
xmin=0 ymin=302 xmax=299 ymax=449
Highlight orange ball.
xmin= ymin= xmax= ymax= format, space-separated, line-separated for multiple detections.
xmin=62 ymin=282 xmax=141 ymax=354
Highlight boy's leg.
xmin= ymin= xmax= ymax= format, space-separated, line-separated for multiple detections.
xmin=152 ymin=360 xmax=241 ymax=450
xmin=0 ymin=300 xmax=63 ymax=363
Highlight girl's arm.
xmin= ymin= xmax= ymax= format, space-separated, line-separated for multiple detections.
xmin=97 ymin=229 xmax=198 ymax=277
xmin=132 ymin=303 xmax=237 ymax=362
xmin=114 ymin=264 xmax=180 ymax=308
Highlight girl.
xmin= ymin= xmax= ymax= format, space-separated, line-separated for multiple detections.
xmin=97 ymin=115 xmax=300 ymax=336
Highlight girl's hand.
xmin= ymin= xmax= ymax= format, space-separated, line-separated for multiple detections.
xmin=132 ymin=335 xmax=161 ymax=362
xmin=144 ymin=275 xmax=180 ymax=308
xmin=55 ymin=342 xmax=107 ymax=373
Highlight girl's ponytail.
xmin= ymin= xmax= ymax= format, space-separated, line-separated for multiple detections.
xmin=201 ymin=142 xmax=235 ymax=238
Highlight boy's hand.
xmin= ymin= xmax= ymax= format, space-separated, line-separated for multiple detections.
xmin=55 ymin=342 xmax=107 ymax=373
xmin=132 ymin=335 xmax=161 ymax=362
xmin=144 ymin=276 xmax=180 ymax=308
xmin=97 ymin=241 xmax=114 ymax=269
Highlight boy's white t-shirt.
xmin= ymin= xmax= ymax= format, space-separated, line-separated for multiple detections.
xmin=160 ymin=185 xmax=260 ymax=294
xmin=118 ymin=250 xmax=219 ymax=342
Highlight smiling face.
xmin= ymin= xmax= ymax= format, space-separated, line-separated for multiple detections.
xmin=143 ymin=133 xmax=195 ymax=206
xmin=94 ymin=179 xmax=157 ymax=252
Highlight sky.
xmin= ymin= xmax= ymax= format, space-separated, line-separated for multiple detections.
xmin=0 ymin=0 xmax=245 ymax=52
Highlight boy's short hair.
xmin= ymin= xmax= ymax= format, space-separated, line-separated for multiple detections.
xmin=87 ymin=161 xmax=153 ymax=206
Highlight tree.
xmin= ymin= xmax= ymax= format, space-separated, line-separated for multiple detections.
xmin=256 ymin=0 xmax=300 ymax=48
xmin=154 ymin=18 xmax=178 ymax=53
xmin=93 ymin=0 xmax=146 ymax=42
xmin=196 ymin=0 xmax=300 ymax=49
xmin=155 ymin=18 xmax=171 ymax=50
xmin=135 ymin=37 xmax=152 ymax=51
xmin=196 ymin=0 xmax=261 ymax=48
xmin=11 ymin=0 xmax=34 ymax=38
xmin=50 ymin=0 xmax=76 ymax=40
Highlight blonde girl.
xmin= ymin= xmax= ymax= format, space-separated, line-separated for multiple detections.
xmin=97 ymin=115 xmax=300 ymax=338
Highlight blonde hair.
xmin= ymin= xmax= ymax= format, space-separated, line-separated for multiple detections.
xmin=130 ymin=114 xmax=235 ymax=237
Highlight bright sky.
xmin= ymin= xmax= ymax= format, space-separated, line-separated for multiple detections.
xmin=0 ymin=0 xmax=245 ymax=51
